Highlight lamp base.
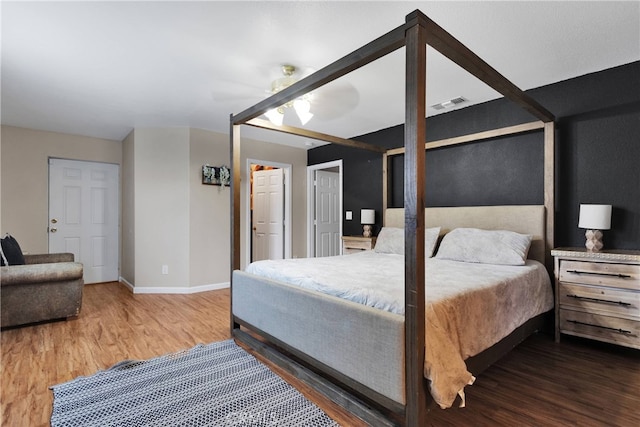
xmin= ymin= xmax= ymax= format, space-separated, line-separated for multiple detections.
xmin=585 ymin=229 xmax=604 ymax=252
xmin=363 ymin=225 xmax=372 ymax=238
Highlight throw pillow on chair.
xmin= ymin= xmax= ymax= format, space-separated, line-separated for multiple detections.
xmin=0 ymin=234 xmax=26 ymax=266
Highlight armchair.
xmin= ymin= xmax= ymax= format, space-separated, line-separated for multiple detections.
xmin=1 ymin=253 xmax=84 ymax=328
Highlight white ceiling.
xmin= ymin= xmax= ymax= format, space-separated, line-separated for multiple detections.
xmin=2 ymin=1 xmax=639 ymax=148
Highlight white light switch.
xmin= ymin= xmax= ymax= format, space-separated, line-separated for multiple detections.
xmin=346 ymin=211 xmax=353 ymax=220
xmin=162 ymin=265 xmax=169 ymax=275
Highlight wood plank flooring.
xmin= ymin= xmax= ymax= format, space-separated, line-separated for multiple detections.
xmin=1 ymin=281 xmax=638 ymax=426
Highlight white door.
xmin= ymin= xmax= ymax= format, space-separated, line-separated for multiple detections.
xmin=315 ymin=170 xmax=340 ymax=257
xmin=252 ymin=168 xmax=284 ymax=262
xmin=48 ymin=158 xmax=119 ymax=284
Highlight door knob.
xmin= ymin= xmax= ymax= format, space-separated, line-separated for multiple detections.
xmin=50 ymin=228 xmax=57 ymax=233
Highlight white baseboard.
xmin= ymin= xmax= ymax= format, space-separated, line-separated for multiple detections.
xmin=118 ymin=277 xmax=229 ymax=294
xmin=119 ymin=276 xmax=135 ymax=292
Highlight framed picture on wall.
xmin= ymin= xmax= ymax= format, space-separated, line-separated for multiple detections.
xmin=202 ymin=165 xmax=230 ymax=186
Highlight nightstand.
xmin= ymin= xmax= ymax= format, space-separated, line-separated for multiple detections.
xmin=551 ymin=247 xmax=640 ymax=349
xmin=341 ymin=236 xmax=376 ymax=254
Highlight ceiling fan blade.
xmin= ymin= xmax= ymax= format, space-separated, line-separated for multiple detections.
xmin=210 ymin=79 xmax=267 ymax=103
xmin=310 ymin=80 xmax=360 ymax=121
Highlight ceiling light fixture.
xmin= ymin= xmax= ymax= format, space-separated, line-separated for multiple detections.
xmin=264 ymin=64 xmax=314 ymax=126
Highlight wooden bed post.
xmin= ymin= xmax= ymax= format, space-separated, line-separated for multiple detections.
xmin=404 ymin=11 xmax=428 ymax=425
xmin=382 ymin=152 xmax=391 ymax=216
xmin=544 ymin=121 xmax=555 ymax=272
xmin=230 ymin=119 xmax=241 ymax=331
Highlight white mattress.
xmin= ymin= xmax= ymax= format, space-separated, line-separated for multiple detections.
xmin=246 ymin=251 xmax=552 ymax=317
xmin=245 ymin=251 xmax=554 ymax=408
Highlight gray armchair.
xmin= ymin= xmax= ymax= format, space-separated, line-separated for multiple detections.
xmin=1 ymin=253 xmax=84 ymax=328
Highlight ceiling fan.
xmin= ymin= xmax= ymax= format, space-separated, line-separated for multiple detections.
xmin=212 ymin=63 xmax=360 ymax=125
xmin=263 ymin=64 xmax=314 ymax=126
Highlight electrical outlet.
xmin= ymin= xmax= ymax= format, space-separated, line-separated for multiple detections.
xmin=162 ymin=265 xmax=169 ymax=275
xmin=346 ymin=211 xmax=353 ymax=220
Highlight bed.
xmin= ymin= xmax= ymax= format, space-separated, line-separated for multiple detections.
xmin=229 ymin=10 xmax=556 ymax=426
xmin=233 ymin=206 xmax=553 ymax=413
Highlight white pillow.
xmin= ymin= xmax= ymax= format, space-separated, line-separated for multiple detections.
xmin=374 ymin=227 xmax=404 ymax=255
xmin=435 ymin=228 xmax=532 ymax=265
xmin=374 ymin=226 xmax=441 ymax=258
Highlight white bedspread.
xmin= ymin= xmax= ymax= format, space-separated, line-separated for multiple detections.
xmin=246 ymin=251 xmax=553 ymax=408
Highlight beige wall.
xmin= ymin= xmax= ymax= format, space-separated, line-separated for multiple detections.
xmin=0 ymin=125 xmax=121 ymax=254
xmin=120 ymin=130 xmax=135 ymax=284
xmin=130 ymin=127 xmax=190 ymax=288
xmin=127 ymin=127 xmax=307 ymax=290
xmin=189 ymin=128 xmax=230 ymax=286
xmin=123 ymin=127 xmax=307 ymax=291
xmin=186 ymin=128 xmax=308 ymax=285
xmin=2 ymin=125 xmax=307 ymax=292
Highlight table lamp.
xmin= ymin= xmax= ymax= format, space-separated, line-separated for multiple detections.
xmin=361 ymin=209 xmax=375 ymax=237
xmin=578 ymin=204 xmax=611 ymax=251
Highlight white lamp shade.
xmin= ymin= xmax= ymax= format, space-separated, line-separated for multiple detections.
xmin=293 ymin=99 xmax=313 ymax=125
xmin=361 ymin=209 xmax=375 ymax=225
xmin=264 ymin=108 xmax=284 ymax=126
xmin=578 ymin=204 xmax=612 ymax=230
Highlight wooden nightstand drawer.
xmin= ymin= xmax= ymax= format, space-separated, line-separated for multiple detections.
xmin=345 ymin=240 xmax=372 ymax=250
xmin=559 ymin=260 xmax=639 ymax=290
xmin=558 ymin=283 xmax=640 ymax=320
xmin=559 ymin=309 xmax=640 ymax=349
xmin=341 ymin=236 xmax=376 ymax=254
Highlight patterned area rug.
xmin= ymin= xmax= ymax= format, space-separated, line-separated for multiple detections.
xmin=50 ymin=339 xmax=339 ymax=426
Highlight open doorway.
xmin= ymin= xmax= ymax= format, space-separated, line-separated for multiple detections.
xmin=307 ymin=160 xmax=343 ymax=257
xmin=245 ymin=159 xmax=292 ymax=266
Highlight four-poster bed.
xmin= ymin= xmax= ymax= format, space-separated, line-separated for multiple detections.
xmin=230 ymin=10 xmax=556 ymax=426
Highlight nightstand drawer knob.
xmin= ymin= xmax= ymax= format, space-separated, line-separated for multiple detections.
xmin=566 ymin=269 xmax=632 ymax=279
xmin=567 ymin=319 xmax=634 ymax=336
xmin=566 ymin=294 xmax=632 ymax=307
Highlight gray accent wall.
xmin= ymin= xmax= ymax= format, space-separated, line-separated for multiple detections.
xmin=308 ymin=61 xmax=640 ymax=250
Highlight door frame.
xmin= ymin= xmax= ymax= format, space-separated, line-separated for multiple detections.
xmin=306 ymin=160 xmax=343 ymax=257
xmin=244 ymin=158 xmax=291 ymax=268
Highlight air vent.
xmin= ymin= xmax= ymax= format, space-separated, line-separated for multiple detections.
xmin=430 ymin=96 xmax=467 ymax=111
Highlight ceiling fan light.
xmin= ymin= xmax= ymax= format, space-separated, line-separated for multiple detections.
xmin=293 ymin=99 xmax=313 ymax=125
xmin=265 ymin=65 xmax=313 ymax=126
xmin=265 ymin=108 xmax=284 ymax=126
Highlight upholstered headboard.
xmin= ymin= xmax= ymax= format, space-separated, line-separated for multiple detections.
xmin=384 ymin=205 xmax=546 ymax=265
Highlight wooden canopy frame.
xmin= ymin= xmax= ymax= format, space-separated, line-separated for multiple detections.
xmin=230 ymin=10 xmax=555 ymax=426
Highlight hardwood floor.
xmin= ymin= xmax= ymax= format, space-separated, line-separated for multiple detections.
xmin=425 ymin=335 xmax=639 ymax=426
xmin=1 ymin=282 xmax=638 ymax=426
